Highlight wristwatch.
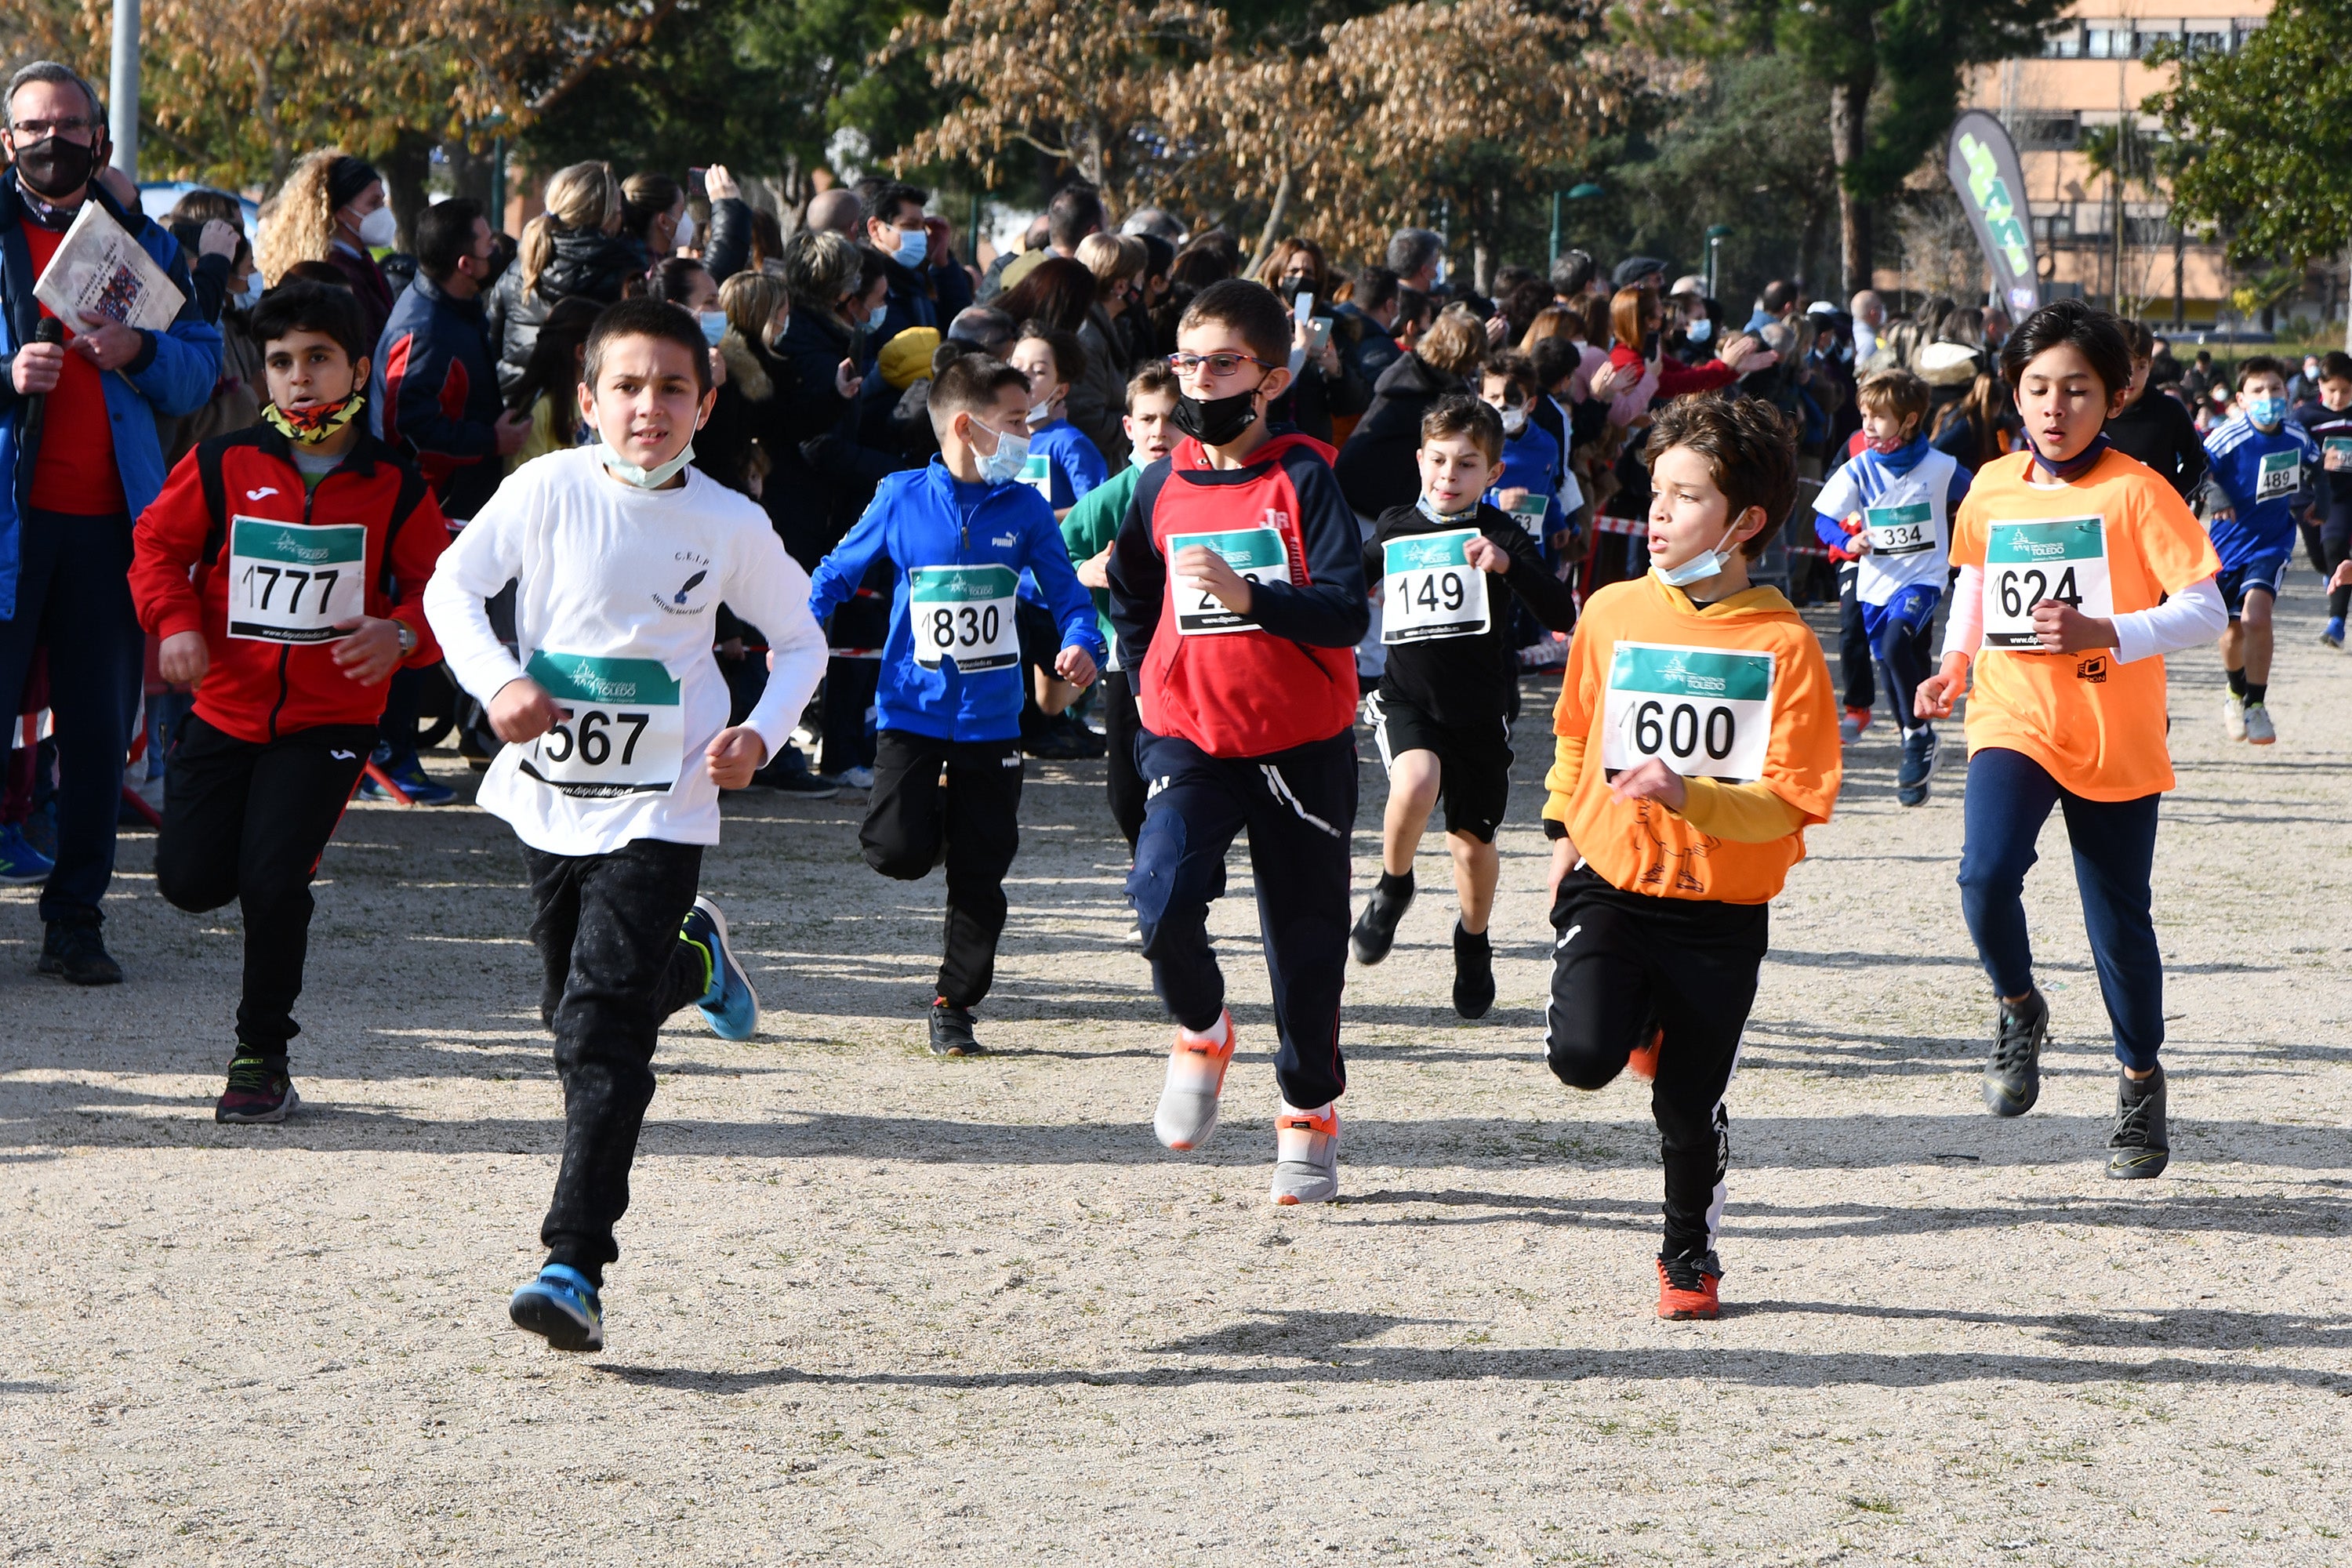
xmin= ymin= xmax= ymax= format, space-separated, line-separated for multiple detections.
xmin=396 ymin=622 xmax=419 ymax=656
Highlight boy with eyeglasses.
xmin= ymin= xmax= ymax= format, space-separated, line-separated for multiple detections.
xmin=1109 ymin=279 xmax=1370 ymax=1205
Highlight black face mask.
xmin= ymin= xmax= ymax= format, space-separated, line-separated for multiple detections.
xmin=13 ymin=133 xmax=96 ymax=201
xmin=1173 ymin=383 xmax=1262 ymax=447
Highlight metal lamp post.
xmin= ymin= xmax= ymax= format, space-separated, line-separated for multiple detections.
xmin=1705 ymin=224 xmax=1733 ymax=301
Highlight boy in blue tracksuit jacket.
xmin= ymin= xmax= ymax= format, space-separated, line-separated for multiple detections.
xmin=808 ymin=354 xmax=1103 ymax=1055
xmin=2202 ymin=355 xmax=2318 ymax=742
xmin=1479 ymin=353 xmax=1581 ymax=569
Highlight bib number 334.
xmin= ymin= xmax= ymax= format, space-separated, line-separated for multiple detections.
xmin=1600 ymin=641 xmax=1776 ymax=782
xmin=1982 ymin=516 xmax=2112 ymax=650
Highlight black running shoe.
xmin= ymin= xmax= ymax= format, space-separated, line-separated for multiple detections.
xmin=216 ymin=1054 xmax=298 ymax=1123
xmin=2107 ymin=1065 xmax=2169 ymax=1179
xmin=1451 ymin=922 xmax=1495 ymax=1020
xmin=1895 ymin=728 xmax=1939 ymax=808
xmin=37 ymin=917 xmax=122 ymax=985
xmin=928 ymin=999 xmax=984 ymax=1057
xmin=1982 ymin=989 xmax=2047 ymax=1117
xmin=1350 ymin=874 xmax=1414 ymax=966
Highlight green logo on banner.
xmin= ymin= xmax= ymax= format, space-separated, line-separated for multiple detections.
xmin=1609 ymin=644 xmax=1774 ymax=703
xmin=231 ymin=519 xmax=364 ymax=568
xmin=1184 ymin=527 xmax=1286 ymax=572
xmin=524 ymin=651 xmax=681 ymax=706
xmin=909 ymin=564 xmax=1019 ymax=603
xmin=1985 ymin=516 xmax=2103 ymax=565
xmin=1383 ymin=533 xmax=1471 ymax=574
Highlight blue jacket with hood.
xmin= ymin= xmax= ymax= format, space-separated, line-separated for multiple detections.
xmin=0 ymin=169 xmax=222 ymax=618
xmin=809 ymin=456 xmax=1104 ymax=742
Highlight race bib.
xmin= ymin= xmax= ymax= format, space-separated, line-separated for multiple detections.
xmin=908 ymin=564 xmax=1020 ymax=672
xmin=2256 ymin=448 xmax=2301 ymax=503
xmin=1600 ymin=642 xmax=1776 ymax=783
xmin=1018 ymin=452 xmax=1055 ymax=505
xmin=2324 ymin=435 xmax=2352 ymax=470
xmin=1167 ymin=526 xmax=1289 ymax=634
xmin=1864 ymin=501 xmax=1934 ymax=557
xmin=1381 ymin=528 xmax=1491 ymax=644
xmin=226 ymin=517 xmax=366 ymax=643
xmin=1982 ymin=516 xmax=2113 ymax=651
xmin=517 ymin=651 xmax=684 ymax=798
xmin=1503 ymin=493 xmax=1549 ymax=539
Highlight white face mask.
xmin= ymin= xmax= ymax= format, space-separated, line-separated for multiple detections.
xmin=1499 ymin=407 xmax=1528 ymax=437
xmin=1026 ymin=395 xmax=1055 ymax=427
xmin=974 ymin=423 xmax=1029 ymax=485
xmin=674 ymin=209 xmax=695 ymax=249
xmin=1653 ymin=517 xmax=1745 ymax=588
xmin=354 ymin=205 xmax=397 ymax=249
xmin=600 ymin=439 xmax=697 ymax=489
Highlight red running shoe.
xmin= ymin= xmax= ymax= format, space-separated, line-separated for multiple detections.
xmin=1657 ymin=1250 xmax=1721 ymax=1320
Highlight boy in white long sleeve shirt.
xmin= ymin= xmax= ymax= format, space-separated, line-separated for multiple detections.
xmin=423 ymin=300 xmax=828 ymax=1352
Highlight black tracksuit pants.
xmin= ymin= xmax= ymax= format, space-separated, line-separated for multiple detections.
xmin=1836 ymin=561 xmax=1875 ymax=713
xmin=1545 ymin=866 xmax=1768 ymax=1261
xmin=525 ymin=837 xmax=710 ymax=1283
xmin=860 ymin=729 xmax=1025 ymax=1008
xmin=1103 ymin=670 xmax=1146 ymax=849
xmin=154 ymin=715 xmax=376 ymax=1055
xmin=1128 ymin=726 xmax=1356 ymax=1111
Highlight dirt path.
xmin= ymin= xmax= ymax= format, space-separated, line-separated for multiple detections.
xmin=5 ymin=575 xmax=2349 ymax=1565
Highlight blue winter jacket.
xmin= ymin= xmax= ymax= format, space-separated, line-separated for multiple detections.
xmin=0 ymin=171 xmax=222 ymax=618
xmin=808 ymin=456 xmax=1104 ymax=742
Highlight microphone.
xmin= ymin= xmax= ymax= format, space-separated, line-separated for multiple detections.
xmin=20 ymin=317 xmax=63 ymax=460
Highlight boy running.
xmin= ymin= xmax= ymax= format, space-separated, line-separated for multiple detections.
xmin=1064 ymin=362 xmax=1180 ymax=853
xmin=2289 ymin=351 xmax=2352 ymax=648
xmin=424 ymin=299 xmax=829 ymax=1352
xmin=1813 ymin=367 xmax=1970 ymax=804
xmin=808 ymin=353 xmax=1103 ymax=1057
xmin=1351 ymin=394 xmax=1577 ymax=1018
xmin=1541 ymin=395 xmax=1839 ymax=1320
xmin=2201 ymin=355 xmax=2317 ymax=744
xmin=1008 ymin=325 xmax=1108 ymax=519
xmin=1109 ymin=278 xmax=1370 ymax=1205
xmin=129 ymin=282 xmax=449 ymax=1123
xmin=1918 ymin=301 xmax=2225 ymax=1179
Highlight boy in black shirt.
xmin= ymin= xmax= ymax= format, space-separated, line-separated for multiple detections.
xmin=2292 ymin=350 xmax=2352 ymax=646
xmin=2104 ymin=318 xmax=2207 ymax=502
xmin=1351 ymin=395 xmax=1578 ymax=1016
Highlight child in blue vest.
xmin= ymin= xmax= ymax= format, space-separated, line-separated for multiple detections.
xmin=808 ymin=353 xmax=1104 ymax=1056
xmin=1813 ymin=368 xmax=1970 ymax=804
xmin=2202 ymin=355 xmax=2318 ymax=745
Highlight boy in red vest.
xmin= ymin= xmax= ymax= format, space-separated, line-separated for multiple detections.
xmin=1109 ymin=279 xmax=1370 ymax=1204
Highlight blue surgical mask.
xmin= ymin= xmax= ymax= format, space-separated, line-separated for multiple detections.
xmin=232 ymin=274 xmax=263 ymax=312
xmin=2249 ymin=396 xmax=2286 ymax=427
xmin=866 ymin=303 xmax=888 ymax=331
xmin=1653 ymin=518 xmax=1744 ymax=588
xmin=895 ymin=227 xmax=928 ymax=269
xmin=1686 ymin=317 xmax=1713 ymax=346
xmin=975 ymin=425 xmax=1029 ymax=485
xmin=600 ymin=440 xmax=697 ymax=490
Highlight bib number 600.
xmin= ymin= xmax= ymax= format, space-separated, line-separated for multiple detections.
xmin=1629 ymin=698 xmax=1739 ymax=766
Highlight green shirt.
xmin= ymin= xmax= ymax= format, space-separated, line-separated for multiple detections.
xmin=1059 ymin=463 xmax=1142 ymax=659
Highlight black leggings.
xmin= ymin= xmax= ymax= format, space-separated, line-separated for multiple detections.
xmin=1104 ymin=669 xmax=1145 ymax=849
xmin=1545 ymin=866 xmax=1768 ymax=1260
xmin=526 ymin=838 xmax=710 ymax=1283
xmin=860 ymin=729 xmax=1025 ymax=1007
xmin=155 ymin=714 xmax=376 ymax=1054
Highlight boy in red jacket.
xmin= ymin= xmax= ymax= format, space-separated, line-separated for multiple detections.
xmin=1108 ymin=279 xmax=1370 ymax=1204
xmin=129 ymin=282 xmax=448 ymax=1123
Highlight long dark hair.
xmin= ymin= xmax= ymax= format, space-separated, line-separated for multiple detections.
xmin=997 ymin=257 xmax=1097 ymax=335
xmin=507 ymin=295 xmax=604 ymax=436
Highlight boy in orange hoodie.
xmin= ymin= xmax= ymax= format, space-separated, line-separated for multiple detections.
xmin=1541 ymin=395 xmax=1842 ymax=1319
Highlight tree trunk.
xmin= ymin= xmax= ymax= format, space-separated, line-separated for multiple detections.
xmin=381 ymin=132 xmax=435 ymax=255
xmin=1247 ymin=166 xmax=1294 ymax=278
xmin=2172 ymin=225 xmax=2185 ymax=328
xmin=2343 ymin=243 xmax=2352 ymax=354
xmin=1828 ymin=78 xmax=1871 ymax=299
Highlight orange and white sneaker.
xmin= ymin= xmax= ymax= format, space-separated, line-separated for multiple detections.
xmin=1270 ymin=1102 xmax=1340 ymax=1205
xmin=1154 ymin=1011 xmax=1235 ymax=1151
xmin=1626 ymin=1027 xmax=1663 ymax=1083
xmin=1656 ymin=1250 xmax=1722 ymax=1320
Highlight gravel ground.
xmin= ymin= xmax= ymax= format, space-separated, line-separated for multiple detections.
xmin=5 ymin=574 xmax=2349 ymax=1566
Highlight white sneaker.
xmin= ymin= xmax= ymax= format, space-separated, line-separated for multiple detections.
xmin=2242 ymin=702 xmax=2276 ymax=745
xmin=1153 ymin=1012 xmax=1234 ymax=1151
xmin=1269 ymin=1102 xmax=1340 ymax=1205
xmin=2221 ymin=692 xmax=2247 ymax=742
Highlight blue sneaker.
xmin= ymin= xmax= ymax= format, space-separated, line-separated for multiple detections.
xmin=358 ymin=744 xmax=459 ymax=806
xmin=680 ymin=895 xmax=759 ymax=1040
xmin=0 ymin=821 xmax=53 ymax=885
xmin=2324 ymin=616 xmax=2345 ymax=649
xmin=509 ymin=1264 xmax=604 ymax=1351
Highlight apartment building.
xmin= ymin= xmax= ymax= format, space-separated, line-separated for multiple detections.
xmin=1958 ymin=1 xmax=2276 ymax=326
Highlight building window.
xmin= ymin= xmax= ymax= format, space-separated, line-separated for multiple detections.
xmin=2085 ymin=25 xmax=2136 ymax=59
xmin=2043 ymin=25 xmax=2084 ymax=58
xmin=2034 ymin=213 xmax=2074 ymax=245
xmin=2013 ymin=114 xmax=2081 ymax=151
xmin=2182 ymin=20 xmax=2232 ymax=53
